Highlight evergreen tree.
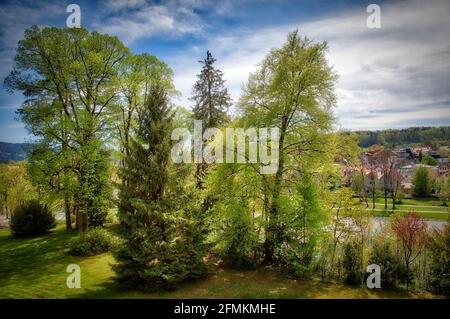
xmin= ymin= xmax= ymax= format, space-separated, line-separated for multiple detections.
xmin=191 ymin=51 xmax=231 ymax=188
xmin=413 ymin=167 xmax=431 ymax=197
xmin=191 ymin=51 xmax=231 ymax=127
xmin=114 ymin=84 xmax=206 ymax=291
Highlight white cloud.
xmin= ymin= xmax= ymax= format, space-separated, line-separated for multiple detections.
xmin=1 ymin=0 xmax=449 ymax=133
xmin=95 ymin=0 xmax=203 ymax=44
xmin=168 ymin=0 xmax=450 ymax=130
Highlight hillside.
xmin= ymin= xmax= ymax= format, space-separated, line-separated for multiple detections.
xmin=353 ymin=126 xmax=450 ymax=148
xmin=0 ymin=142 xmax=30 ymax=162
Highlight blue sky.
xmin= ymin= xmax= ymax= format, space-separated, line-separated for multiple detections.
xmin=0 ymin=0 xmax=449 ymax=143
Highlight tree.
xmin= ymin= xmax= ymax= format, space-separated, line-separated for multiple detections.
xmin=5 ymin=26 xmax=129 ymax=233
xmin=190 ymin=51 xmax=231 ymax=189
xmin=392 ymin=212 xmax=427 ymax=288
xmin=207 ymin=161 xmax=264 ymax=269
xmin=343 ymin=241 xmax=363 ymax=285
xmin=239 ymin=30 xmax=337 ymax=263
xmin=413 ymin=166 xmax=431 ymax=197
xmin=114 ymin=53 xmax=174 ymax=161
xmin=0 ymin=163 xmax=36 ymax=218
xmin=191 ymin=51 xmax=231 ymax=128
xmin=389 ymin=169 xmax=402 ymax=210
xmin=376 ymin=149 xmax=402 ymax=209
xmin=369 ymin=240 xmax=406 ymax=288
xmin=114 ymin=83 xmax=205 ymax=291
xmin=27 ymin=142 xmax=78 ymax=229
xmin=351 ymin=172 xmax=369 ymax=207
xmin=421 ymin=154 xmax=438 ymax=166
xmin=435 ymin=176 xmax=450 ymax=205
xmin=427 ymin=214 xmax=450 ymax=296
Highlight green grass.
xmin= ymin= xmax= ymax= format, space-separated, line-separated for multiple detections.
xmin=358 ymin=197 xmax=449 ymax=221
xmin=0 ymin=225 xmax=438 ymax=299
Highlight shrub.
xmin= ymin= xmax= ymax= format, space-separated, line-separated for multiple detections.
xmin=343 ymin=241 xmax=363 ymax=285
xmin=69 ymin=228 xmax=121 ymax=256
xmin=10 ymin=200 xmax=55 ymax=237
xmin=275 ymin=241 xmax=314 ymax=278
xmin=215 ymin=203 xmax=261 ymax=270
xmin=427 ymin=224 xmax=450 ymax=296
xmin=220 ymin=217 xmax=261 ymax=269
xmin=369 ymin=241 xmax=407 ymax=289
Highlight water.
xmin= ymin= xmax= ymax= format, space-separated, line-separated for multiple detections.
xmin=372 ymin=217 xmax=446 ymax=232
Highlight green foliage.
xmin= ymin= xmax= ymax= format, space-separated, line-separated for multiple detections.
xmin=207 ymin=163 xmax=263 ymax=269
xmin=10 ymin=200 xmax=55 ymax=237
xmin=413 ymin=167 xmax=431 ymax=197
xmin=114 ymin=84 xmax=206 ymax=291
xmin=77 ymin=140 xmax=112 ymax=227
xmin=427 ymin=221 xmax=450 ymax=296
xmin=191 ymin=51 xmax=231 ymax=127
xmin=218 ymin=202 xmax=261 ymax=269
xmin=435 ymin=176 xmax=450 ymax=205
xmin=369 ymin=241 xmax=407 ymax=288
xmin=421 ymin=154 xmax=438 ymax=166
xmin=343 ymin=241 xmax=362 ymax=285
xmin=69 ymin=228 xmax=121 ymax=256
xmin=354 ymin=127 xmax=450 ymax=148
xmin=238 ymin=30 xmax=337 ymax=263
xmin=5 ymin=26 xmax=129 ymax=232
xmin=276 ymin=241 xmax=315 ymax=278
xmin=0 ymin=162 xmax=36 ymax=216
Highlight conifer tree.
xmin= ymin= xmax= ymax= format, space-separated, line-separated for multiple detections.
xmin=114 ymin=83 xmax=206 ymax=291
xmin=191 ymin=51 xmax=232 ymax=188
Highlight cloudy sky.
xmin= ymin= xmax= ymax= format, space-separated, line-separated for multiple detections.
xmin=0 ymin=0 xmax=449 ymax=142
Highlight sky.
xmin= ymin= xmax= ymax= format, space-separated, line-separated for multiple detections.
xmin=0 ymin=0 xmax=449 ymax=143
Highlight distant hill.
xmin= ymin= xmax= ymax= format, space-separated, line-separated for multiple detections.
xmin=0 ymin=142 xmax=31 ymax=162
xmin=352 ymin=126 xmax=450 ymax=148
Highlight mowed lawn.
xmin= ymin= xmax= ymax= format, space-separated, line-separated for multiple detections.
xmin=360 ymin=197 xmax=449 ymax=221
xmin=0 ymin=225 xmax=439 ymax=299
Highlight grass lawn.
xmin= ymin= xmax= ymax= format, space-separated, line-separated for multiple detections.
xmin=0 ymin=225 xmax=438 ymax=299
xmin=358 ymin=197 xmax=449 ymax=221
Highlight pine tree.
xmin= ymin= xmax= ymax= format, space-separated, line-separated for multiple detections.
xmin=191 ymin=51 xmax=231 ymax=127
xmin=114 ymin=84 xmax=206 ymax=291
xmin=191 ymin=51 xmax=231 ymax=189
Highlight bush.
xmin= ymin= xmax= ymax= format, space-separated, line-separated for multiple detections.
xmin=10 ymin=200 xmax=55 ymax=237
xmin=427 ymin=224 xmax=450 ymax=296
xmin=275 ymin=241 xmax=314 ymax=278
xmin=369 ymin=241 xmax=407 ymax=289
xmin=69 ymin=228 xmax=121 ymax=256
xmin=343 ymin=241 xmax=363 ymax=285
xmin=215 ymin=203 xmax=261 ymax=270
xmin=220 ymin=218 xmax=261 ymax=269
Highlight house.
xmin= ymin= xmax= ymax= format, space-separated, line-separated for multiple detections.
xmin=438 ymin=162 xmax=450 ymax=177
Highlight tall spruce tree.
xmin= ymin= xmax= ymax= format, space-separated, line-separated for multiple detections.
xmin=114 ymin=83 xmax=205 ymax=291
xmin=191 ymin=51 xmax=232 ymax=188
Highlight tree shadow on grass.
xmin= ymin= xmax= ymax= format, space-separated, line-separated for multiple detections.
xmin=0 ymin=227 xmax=78 ymax=288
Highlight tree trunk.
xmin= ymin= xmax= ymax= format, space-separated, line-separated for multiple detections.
xmin=372 ymin=190 xmax=376 ymax=209
xmin=64 ymin=195 xmax=72 ymax=230
xmin=264 ymin=121 xmax=286 ymax=263
xmin=78 ymin=208 xmax=88 ymax=234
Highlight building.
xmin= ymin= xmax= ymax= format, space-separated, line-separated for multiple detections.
xmin=438 ymin=162 xmax=450 ymax=177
